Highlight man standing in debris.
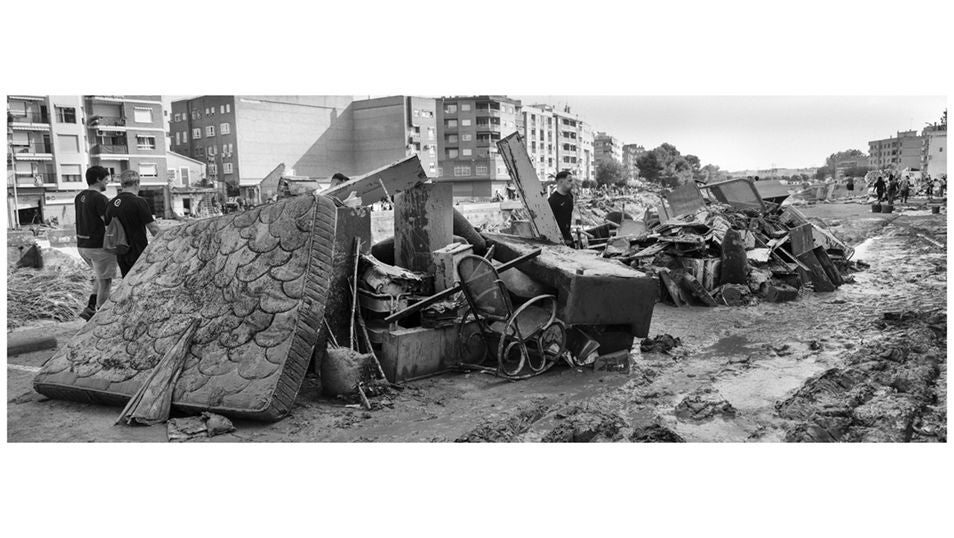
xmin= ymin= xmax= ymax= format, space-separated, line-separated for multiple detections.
xmin=886 ymin=174 xmax=899 ymax=205
xmin=105 ymin=171 xmax=162 ymax=277
xmin=899 ymin=176 xmax=911 ymax=204
xmin=75 ymin=166 xmax=119 ymax=320
xmin=874 ymin=175 xmax=886 ymax=202
xmin=548 ymin=170 xmax=575 ymax=245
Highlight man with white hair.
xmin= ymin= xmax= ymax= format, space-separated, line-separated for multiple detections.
xmin=105 ymin=170 xmax=162 ymax=277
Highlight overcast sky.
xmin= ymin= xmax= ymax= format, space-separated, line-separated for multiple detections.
xmin=515 ymin=96 xmax=946 ymax=171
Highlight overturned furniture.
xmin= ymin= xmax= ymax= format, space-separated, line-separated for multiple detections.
xmin=33 ymin=195 xmax=340 ymax=422
xmin=455 ymin=255 xmax=567 ymax=379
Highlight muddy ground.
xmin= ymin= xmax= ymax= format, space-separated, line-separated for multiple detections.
xmin=5 ymin=199 xmax=947 ymax=442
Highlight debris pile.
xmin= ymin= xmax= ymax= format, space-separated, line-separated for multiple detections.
xmin=7 ymin=253 xmax=88 ymax=330
xmin=586 ymin=185 xmax=865 ymax=307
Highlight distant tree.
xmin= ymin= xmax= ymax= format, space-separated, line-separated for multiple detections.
xmin=700 ymin=164 xmax=727 ymax=183
xmin=636 ymin=151 xmax=664 ymax=183
xmin=824 ymin=149 xmax=867 ymax=171
xmin=595 ymin=160 xmax=628 ymax=186
xmin=581 ymin=179 xmax=596 ymax=189
xmin=815 ymin=166 xmax=831 ymax=181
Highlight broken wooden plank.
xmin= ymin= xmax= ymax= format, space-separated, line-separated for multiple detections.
xmin=790 ymin=223 xmax=815 ymax=257
xmin=795 ymin=249 xmax=837 ymax=292
xmin=813 ymin=246 xmax=843 ymax=287
xmin=394 ymin=182 xmax=453 ymax=273
xmin=496 ymin=132 xmax=563 ymax=243
xmin=323 ymin=155 xmax=428 ymax=206
xmin=657 ymin=268 xmax=684 ymax=307
xmin=680 ymin=273 xmax=718 ymax=306
xmin=633 ymin=242 xmax=668 ymax=258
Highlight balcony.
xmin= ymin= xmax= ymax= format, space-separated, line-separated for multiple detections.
xmin=476 ymin=109 xmax=502 ymax=118
xmin=91 ymin=144 xmax=129 ymax=155
xmin=8 ymin=111 xmax=50 ymax=125
xmin=10 ymin=143 xmax=53 ymax=157
xmin=88 ymin=115 xmax=126 ymax=129
xmin=13 ymin=166 xmax=57 ymax=187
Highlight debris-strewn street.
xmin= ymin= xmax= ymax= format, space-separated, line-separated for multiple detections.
xmin=7 ymin=201 xmax=945 ymax=442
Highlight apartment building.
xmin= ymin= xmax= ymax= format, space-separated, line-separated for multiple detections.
xmin=86 ymin=95 xmax=168 ymax=216
xmin=921 ymin=123 xmax=947 ymax=178
xmin=170 ymin=95 xmax=354 ymax=200
xmin=528 ymin=105 xmax=594 ymax=183
xmin=520 ymin=104 xmax=558 ymax=180
xmin=868 ymin=130 xmax=923 ymax=172
xmin=351 ymin=96 xmax=439 ymax=178
xmin=622 ymin=144 xmax=646 ymax=180
xmin=435 ymin=95 xmax=521 ymax=201
xmin=594 ymin=132 xmax=623 ymax=167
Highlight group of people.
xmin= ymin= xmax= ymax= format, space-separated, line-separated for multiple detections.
xmin=74 ymin=166 xmax=161 ymax=320
xmin=871 ymin=173 xmax=946 ymax=205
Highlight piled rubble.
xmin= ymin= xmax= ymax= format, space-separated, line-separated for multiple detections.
xmin=589 ymin=198 xmax=865 ymax=307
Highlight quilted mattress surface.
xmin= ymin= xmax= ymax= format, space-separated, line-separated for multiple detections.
xmin=33 ymin=194 xmax=336 ymax=421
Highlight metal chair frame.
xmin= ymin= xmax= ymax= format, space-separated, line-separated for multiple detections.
xmin=455 ymin=254 xmax=566 ymax=379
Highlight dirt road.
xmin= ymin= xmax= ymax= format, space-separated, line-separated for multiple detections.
xmin=6 ymin=200 xmax=946 ymax=442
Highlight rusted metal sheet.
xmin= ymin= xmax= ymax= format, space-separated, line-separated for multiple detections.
xmin=496 ymin=132 xmax=564 ymax=244
xmin=666 ymin=181 xmax=706 ymax=217
xmin=700 ymin=178 xmax=766 ymax=213
xmin=394 ymin=182 xmax=453 ymax=273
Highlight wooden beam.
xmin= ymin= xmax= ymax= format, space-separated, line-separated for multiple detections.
xmin=496 ymin=132 xmax=563 ymax=243
xmin=323 ymin=155 xmax=428 ymax=206
xmin=394 ymin=183 xmax=453 ymax=273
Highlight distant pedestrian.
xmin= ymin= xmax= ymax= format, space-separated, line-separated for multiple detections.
xmin=75 ymin=166 xmax=120 ymax=320
xmin=934 ymin=177 xmax=943 ymax=198
xmin=874 ymin=176 xmax=886 ymax=202
xmin=886 ymin=175 xmax=899 ymax=205
xmin=926 ymin=177 xmax=934 ymax=200
xmin=846 ymin=176 xmax=855 ymax=197
xmin=105 ymin=171 xmax=161 ymax=277
xmin=899 ymin=176 xmax=910 ymax=204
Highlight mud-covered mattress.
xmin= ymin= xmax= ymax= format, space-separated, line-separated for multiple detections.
xmin=33 ymin=194 xmax=336 ymax=421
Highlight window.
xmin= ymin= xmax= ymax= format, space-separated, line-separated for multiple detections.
xmin=476 ymin=165 xmax=488 ymax=175
xmin=446 ymin=119 xmax=458 ymax=128
xmin=173 ymin=113 xmax=180 ymax=122
xmin=208 ymin=163 xmax=218 ymax=176
xmin=136 ymin=136 xmax=157 ymax=150
xmin=445 ymin=104 xmax=458 ymax=114
xmin=462 ymin=133 xmax=473 ymax=142
xmin=139 ymin=163 xmax=158 ymax=177
xmin=461 ymin=119 xmax=472 ymax=127
xmin=175 ymin=132 xmax=181 ymax=145
xmin=427 ymin=127 xmax=435 ymax=140
xmin=461 ymin=103 xmax=471 ymax=112
xmin=182 ymin=131 xmax=189 ymax=142
xmin=133 ymin=107 xmax=153 ymax=123
xmin=220 ymin=105 xmax=226 ymax=114
xmin=220 ymin=122 xmax=230 ymax=134
xmin=55 ymin=106 xmax=76 ymax=123
xmin=446 ymin=148 xmax=459 ymax=158
xmin=180 ymin=167 xmax=191 ymax=187
xmin=223 ymin=162 xmax=233 ymax=174
xmin=60 ymin=164 xmax=82 ymax=183
xmin=194 ymin=147 xmax=205 ymax=158
xmin=56 ymin=134 xmax=79 ymax=153
xmin=191 ymin=111 xmax=200 ymax=120
xmin=446 ymin=134 xmax=458 ymax=144
xmin=206 ymin=125 xmax=216 ymax=137
xmin=462 ymin=148 xmax=472 ymax=156
xmin=454 ymin=166 xmax=471 ymax=176
xmin=192 ymin=128 xmax=201 ymax=139
xmin=428 ymin=146 xmax=435 ymax=156
xmin=437 ymin=167 xmax=443 ymax=176
xmin=225 ymin=104 xmax=231 ymax=113
xmin=223 ymin=143 xmax=233 ymax=154
xmin=208 ymin=145 xmax=216 ymax=156
xmin=413 ymin=109 xmax=420 ymax=117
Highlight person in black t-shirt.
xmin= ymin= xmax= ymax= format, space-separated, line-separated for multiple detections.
xmin=75 ymin=166 xmax=120 ymax=320
xmin=105 ymin=171 xmax=162 ymax=277
xmin=548 ymin=170 xmax=575 ymax=244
